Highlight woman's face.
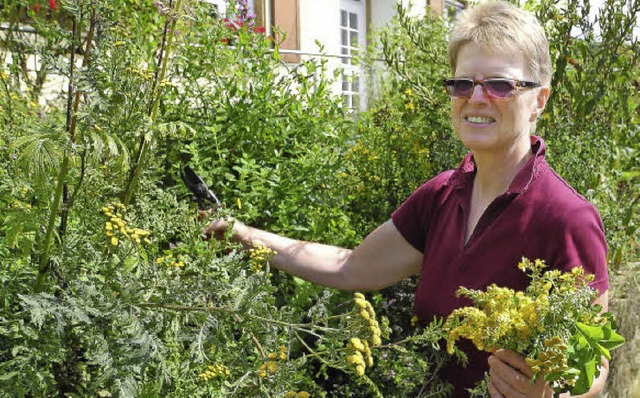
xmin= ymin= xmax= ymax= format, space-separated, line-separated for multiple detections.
xmin=450 ymin=43 xmax=549 ymax=154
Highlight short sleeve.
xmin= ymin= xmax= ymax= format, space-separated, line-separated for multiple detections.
xmin=550 ymin=204 xmax=609 ymax=296
xmin=391 ymin=171 xmax=453 ymax=253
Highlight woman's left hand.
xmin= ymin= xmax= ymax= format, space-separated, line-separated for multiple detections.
xmin=488 ymin=349 xmax=554 ymax=398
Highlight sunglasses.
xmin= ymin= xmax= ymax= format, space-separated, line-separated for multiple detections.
xmin=443 ymin=78 xmax=541 ymax=99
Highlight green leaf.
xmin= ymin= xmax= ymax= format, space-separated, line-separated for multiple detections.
xmin=575 ymin=322 xmax=625 ymax=354
xmin=571 ymin=358 xmax=597 ymax=395
xmin=0 ymin=371 xmax=20 ymax=381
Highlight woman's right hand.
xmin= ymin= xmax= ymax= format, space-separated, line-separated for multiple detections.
xmin=203 ymin=217 xmax=250 ymax=247
xmin=203 ymin=217 xmax=228 ymax=240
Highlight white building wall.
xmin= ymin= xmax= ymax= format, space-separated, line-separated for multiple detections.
xmin=298 ymin=0 xmax=368 ymax=109
xmin=297 ymin=0 xmax=342 ymax=102
xmin=298 ymin=0 xmax=342 ymax=56
xmin=370 ymin=0 xmax=427 ymax=31
xmin=370 ymin=0 xmax=396 ymax=31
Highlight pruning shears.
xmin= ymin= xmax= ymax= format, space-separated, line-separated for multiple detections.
xmin=180 ymin=165 xmax=232 ymax=247
xmin=180 ymin=165 xmax=222 ymax=212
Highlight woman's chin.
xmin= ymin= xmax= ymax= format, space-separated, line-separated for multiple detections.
xmin=457 ymin=132 xmax=497 ymax=152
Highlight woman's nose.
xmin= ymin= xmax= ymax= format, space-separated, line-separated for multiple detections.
xmin=468 ymin=82 xmax=489 ymax=103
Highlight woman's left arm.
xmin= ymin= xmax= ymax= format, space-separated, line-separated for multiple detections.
xmin=488 ymin=291 xmax=610 ymax=398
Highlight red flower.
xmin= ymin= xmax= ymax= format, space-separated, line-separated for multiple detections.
xmin=224 ymin=19 xmax=242 ymax=31
xmin=29 ymin=1 xmax=57 ymax=13
xmin=253 ymin=26 xmax=266 ymax=34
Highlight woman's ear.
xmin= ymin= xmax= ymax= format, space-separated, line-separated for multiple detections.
xmin=530 ymin=86 xmax=550 ymax=122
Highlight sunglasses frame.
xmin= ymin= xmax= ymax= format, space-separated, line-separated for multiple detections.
xmin=442 ymin=78 xmax=541 ymax=99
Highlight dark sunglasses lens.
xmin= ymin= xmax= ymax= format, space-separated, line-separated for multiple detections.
xmin=445 ymin=79 xmax=473 ymax=97
xmin=485 ymin=80 xmax=516 ymax=97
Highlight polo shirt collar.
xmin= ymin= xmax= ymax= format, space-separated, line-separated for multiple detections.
xmin=446 ymin=135 xmax=547 ymax=194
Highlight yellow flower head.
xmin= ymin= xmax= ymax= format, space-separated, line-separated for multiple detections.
xmin=278 ymin=346 xmax=288 ymax=360
xmin=266 ymin=360 xmax=278 ymax=373
xmin=349 ymin=337 xmax=365 ymax=352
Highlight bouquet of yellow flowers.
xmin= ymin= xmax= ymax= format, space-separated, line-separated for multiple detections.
xmin=444 ymin=258 xmax=624 ymax=395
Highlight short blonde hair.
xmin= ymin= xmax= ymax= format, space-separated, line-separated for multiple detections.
xmin=448 ymin=1 xmax=552 ymax=86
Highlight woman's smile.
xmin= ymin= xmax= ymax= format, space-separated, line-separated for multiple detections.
xmin=464 ymin=115 xmax=497 ymax=125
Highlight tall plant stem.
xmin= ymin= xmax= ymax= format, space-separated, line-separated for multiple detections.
xmin=60 ymin=9 xmax=97 ymax=239
xmin=122 ymin=0 xmax=183 ymax=206
xmin=35 ymin=155 xmax=70 ymax=292
xmin=34 ymin=14 xmax=80 ymax=292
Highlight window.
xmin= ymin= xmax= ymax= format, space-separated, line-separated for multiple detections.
xmin=339 ymin=0 xmax=366 ymax=110
xmin=340 ymin=10 xmax=359 ymax=65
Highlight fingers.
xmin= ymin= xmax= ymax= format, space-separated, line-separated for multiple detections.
xmin=203 ymin=218 xmax=231 ymax=240
xmin=488 ymin=355 xmax=528 ymax=397
xmin=489 ymin=379 xmax=506 ymax=398
xmin=488 ymin=350 xmax=553 ymax=398
xmin=599 ymin=356 xmax=610 ymax=374
xmin=493 ymin=349 xmax=533 ymax=378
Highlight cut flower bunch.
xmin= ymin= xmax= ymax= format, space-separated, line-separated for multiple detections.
xmin=444 ymin=258 xmax=624 ymax=395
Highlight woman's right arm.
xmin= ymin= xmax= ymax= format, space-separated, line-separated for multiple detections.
xmin=204 ymin=218 xmax=423 ymax=291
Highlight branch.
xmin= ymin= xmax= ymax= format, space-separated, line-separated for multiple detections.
xmin=122 ymin=0 xmax=184 ymax=205
xmin=62 ymin=10 xmax=97 ymax=232
xmin=135 ymin=302 xmax=226 ymax=311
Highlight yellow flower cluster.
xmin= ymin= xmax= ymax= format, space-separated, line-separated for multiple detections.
xmin=157 ymin=80 xmax=179 ymax=89
xmin=344 ymin=293 xmax=382 ymax=377
xmin=258 ymin=346 xmax=287 ymax=378
xmin=11 ymin=200 xmax=32 ymax=210
xmin=284 ymin=391 xmax=311 ymax=398
xmin=445 ymin=283 xmax=549 ymax=354
xmin=155 ymin=253 xmax=185 ymax=268
xmin=124 ymin=66 xmax=154 ymax=81
xmin=412 ymin=147 xmax=429 ymax=157
xmin=346 ymin=337 xmax=373 ymax=377
xmin=101 ymin=203 xmax=151 ymax=247
xmin=349 ymin=141 xmax=370 ymax=156
xmin=353 ymin=293 xmax=382 ymax=347
xmin=525 ymin=336 xmax=570 ymax=377
xmin=199 ymin=363 xmax=230 ymax=381
xmin=248 ymin=244 xmax=277 ymax=273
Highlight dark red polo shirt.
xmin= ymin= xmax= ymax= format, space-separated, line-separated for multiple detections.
xmin=391 ymin=135 xmax=609 ymax=396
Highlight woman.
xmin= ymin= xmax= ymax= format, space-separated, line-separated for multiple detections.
xmin=205 ymin=2 xmax=610 ymax=396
